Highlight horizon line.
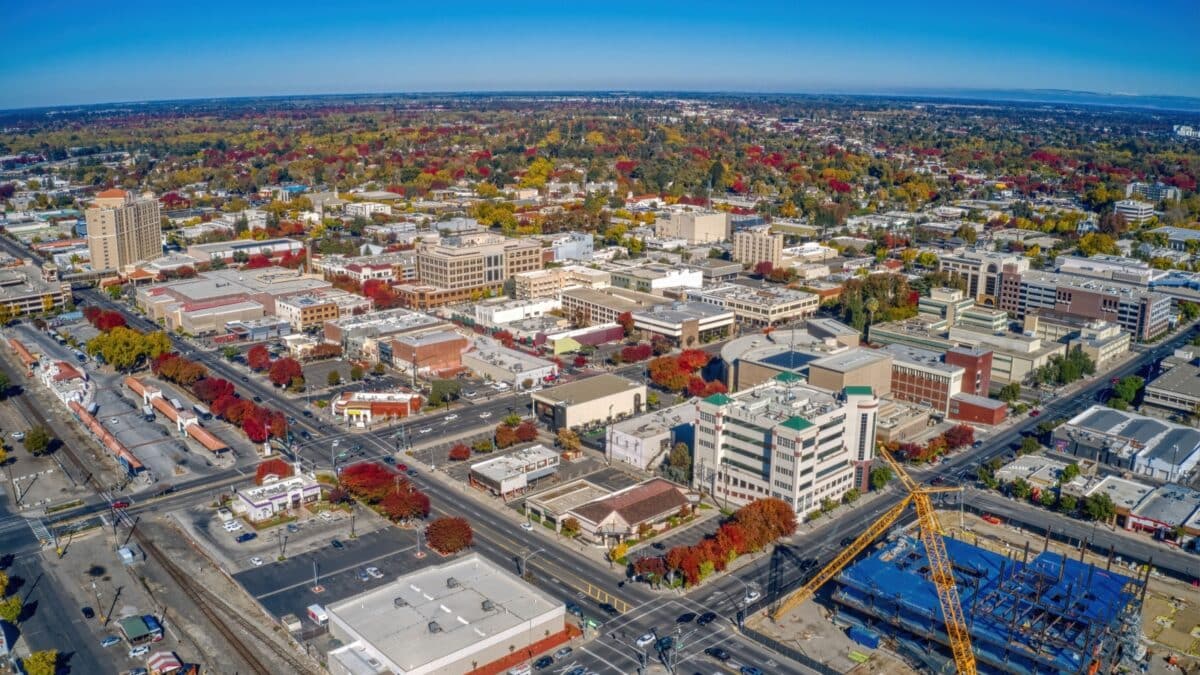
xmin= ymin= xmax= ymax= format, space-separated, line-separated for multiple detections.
xmin=5 ymin=86 xmax=1200 ymax=116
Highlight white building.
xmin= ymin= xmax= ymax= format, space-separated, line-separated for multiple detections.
xmin=326 ymin=553 xmax=567 ymax=675
xmin=694 ymin=379 xmax=878 ymax=513
xmin=469 ymin=445 xmax=559 ymax=497
xmin=234 ymin=473 xmax=324 ymax=522
xmin=462 ymin=343 xmax=557 ymax=388
xmin=653 ymin=210 xmax=730 ymax=244
xmin=38 ymin=360 xmax=89 ymax=406
xmin=345 ymin=201 xmax=393 ymax=218
xmin=1114 ymin=199 xmax=1156 ymax=225
xmin=606 ymin=403 xmax=697 ymax=470
xmin=473 ymin=297 xmax=561 ymax=328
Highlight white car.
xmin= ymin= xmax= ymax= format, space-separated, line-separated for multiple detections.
xmin=249 ymin=556 xmax=264 ymax=566
xmin=479 ymin=412 xmax=492 ymax=419
xmin=332 ymin=439 xmax=340 ymax=447
xmin=520 ymin=521 xmax=534 ymax=531
xmin=635 ymin=632 xmax=656 ymax=647
xmin=365 ymin=566 xmax=383 ymax=579
xmin=10 ymin=431 xmax=24 ymax=441
xmin=464 ymin=390 xmax=477 ymax=398
xmin=444 ymin=414 xmax=458 ymax=421
xmin=743 ymin=590 xmax=761 ymax=603
xmin=224 ymin=521 xmax=243 ymax=532
xmin=109 ymin=417 xmax=120 ymax=424
xmin=419 ymin=428 xmax=433 ymax=434
xmin=129 ymin=645 xmax=151 ymax=658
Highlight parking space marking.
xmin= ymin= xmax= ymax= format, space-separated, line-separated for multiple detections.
xmin=253 ymin=544 xmax=415 ymax=600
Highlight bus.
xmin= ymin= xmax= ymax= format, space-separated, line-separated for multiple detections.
xmin=192 ymin=403 xmax=212 ymax=420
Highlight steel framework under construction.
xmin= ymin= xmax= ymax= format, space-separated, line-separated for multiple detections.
xmin=831 ymin=535 xmax=1147 ymax=674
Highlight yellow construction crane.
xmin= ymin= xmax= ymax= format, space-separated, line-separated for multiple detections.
xmin=771 ymin=448 xmax=977 ymax=675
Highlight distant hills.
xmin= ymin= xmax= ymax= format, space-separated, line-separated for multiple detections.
xmin=841 ymin=88 xmax=1200 ymax=113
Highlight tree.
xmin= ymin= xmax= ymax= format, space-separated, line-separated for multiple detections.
xmin=327 ymin=370 xmax=342 ymax=386
xmin=609 ymin=541 xmax=629 ymax=563
xmin=1019 ymin=436 xmax=1041 ymax=455
xmin=268 ymin=358 xmax=303 ymax=387
xmin=254 ymin=458 xmax=294 ymax=485
xmin=943 ymin=425 xmax=975 ymax=449
xmin=373 ymin=361 xmax=386 ymax=376
xmin=0 ymin=447 xmax=7 ymax=466
xmin=1083 ymin=492 xmax=1116 ymax=522
xmin=0 ymin=594 xmax=21 ymax=622
xmin=350 ymin=364 xmax=365 ymax=381
xmin=842 ymin=488 xmax=861 ymax=504
xmin=869 ymin=466 xmax=893 ymax=490
xmin=668 ymin=442 xmax=691 ymax=472
xmin=556 ymin=428 xmax=581 ymax=453
xmin=1010 ymin=478 xmax=1032 ymax=500
xmin=515 ymin=421 xmax=539 ymax=443
xmin=247 ymin=344 xmax=272 ymax=371
xmin=1113 ymin=376 xmax=1144 ymax=406
xmin=1058 ymin=494 xmax=1078 ymax=514
xmin=380 ymin=487 xmax=431 ymax=523
xmin=428 ymin=379 xmax=461 ymax=407
xmin=753 ymin=261 xmax=774 ymax=278
xmin=23 ymin=426 xmax=51 ymax=455
xmin=998 ymin=382 xmax=1021 ymax=403
xmin=0 ymin=371 xmax=9 ymax=399
xmin=561 ymin=517 xmax=581 ymax=538
xmin=22 ymin=650 xmax=57 ymax=675
xmin=616 ymin=311 xmax=635 ymax=337
xmin=646 ymin=391 xmax=660 ymax=408
xmin=1060 ymin=463 xmax=1081 ymax=484
xmin=425 ymin=516 xmax=473 ymax=554
xmin=448 ymin=444 xmax=471 ymax=461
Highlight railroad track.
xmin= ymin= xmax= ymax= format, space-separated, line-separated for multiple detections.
xmin=138 ymin=535 xmax=315 ymax=675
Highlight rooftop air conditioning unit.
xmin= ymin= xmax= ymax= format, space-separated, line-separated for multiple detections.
xmin=393 ymin=597 xmax=408 ymax=608
xmin=481 ymin=599 xmax=495 ymax=611
xmin=446 ymin=577 xmax=459 ymax=588
xmin=428 ymin=621 xmax=442 ymax=633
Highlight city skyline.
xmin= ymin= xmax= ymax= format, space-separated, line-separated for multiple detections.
xmin=3 ymin=0 xmax=1198 ymax=109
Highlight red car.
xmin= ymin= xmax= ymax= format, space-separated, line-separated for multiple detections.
xmin=981 ymin=514 xmax=1002 ymax=525
xmin=397 ymin=464 xmax=409 ymax=473
xmin=110 ymin=500 xmax=130 ymax=509
xmin=1029 ymin=410 xmax=1040 ymax=417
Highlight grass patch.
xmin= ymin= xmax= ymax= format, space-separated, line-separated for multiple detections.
xmin=46 ymin=499 xmax=84 ymax=514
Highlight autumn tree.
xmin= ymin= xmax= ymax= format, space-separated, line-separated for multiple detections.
xmin=268 ymin=357 xmax=303 ymax=387
xmin=425 ymin=516 xmax=473 ymax=554
xmin=448 ymin=444 xmax=471 ymax=461
xmin=22 ymin=650 xmax=57 ymax=675
xmin=556 ymin=428 xmax=581 ymax=453
xmin=380 ymin=485 xmax=431 ymax=523
xmin=247 ymin=344 xmax=272 ymax=371
xmin=561 ymin=517 xmax=581 ymax=538
xmin=254 ymin=458 xmax=294 ymax=485
xmin=328 ymin=370 xmax=342 ymax=386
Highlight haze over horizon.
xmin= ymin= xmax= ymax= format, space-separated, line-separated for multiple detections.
xmin=3 ymin=0 xmax=1198 ymax=110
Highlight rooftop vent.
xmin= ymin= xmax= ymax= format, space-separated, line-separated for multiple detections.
xmin=428 ymin=621 xmax=443 ymax=633
xmin=393 ymin=597 xmax=408 ymax=608
xmin=446 ymin=577 xmax=459 ymax=588
xmin=481 ymin=599 xmax=495 ymax=611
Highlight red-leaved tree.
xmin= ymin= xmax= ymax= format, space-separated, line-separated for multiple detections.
xmin=255 ymin=458 xmax=294 ymax=485
xmin=448 ymin=444 xmax=471 ymax=461
xmin=268 ymin=357 xmax=303 ymax=387
xmin=247 ymin=345 xmax=271 ymax=371
xmin=425 ymin=516 xmax=472 ymax=554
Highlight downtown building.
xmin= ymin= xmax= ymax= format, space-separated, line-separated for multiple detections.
xmin=85 ymin=188 xmax=162 ymax=273
xmin=693 ymin=377 xmax=879 ymax=514
xmin=996 ymin=268 xmax=1172 ymax=341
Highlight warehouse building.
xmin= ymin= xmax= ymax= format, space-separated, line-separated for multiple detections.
xmin=532 ymin=374 xmax=646 ymax=431
xmin=1053 ymin=405 xmax=1200 ymax=480
xmin=326 ymin=553 xmax=569 ymax=675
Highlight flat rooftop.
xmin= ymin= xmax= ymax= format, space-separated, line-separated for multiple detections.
xmin=609 ymin=402 xmax=697 ymax=438
xmin=1085 ymin=475 xmax=1153 ymax=511
xmin=328 ymin=553 xmax=561 ymax=672
xmin=141 ymin=267 xmax=330 ymax=302
xmin=632 ymin=301 xmax=732 ymax=325
xmin=561 ymin=287 xmax=669 ymax=312
xmin=470 ymin=444 xmax=558 ymax=483
xmin=708 ymin=377 xmax=842 ymax=430
xmin=532 ymin=374 xmax=644 ymax=405
xmin=1147 ymin=361 xmax=1200 ymax=399
xmin=525 ymin=479 xmax=611 ymax=516
xmin=464 ymin=343 xmax=555 ymax=373
xmin=809 ymin=348 xmax=892 ymax=373
xmin=1131 ymin=484 xmax=1200 ymax=527
xmin=1069 ymin=405 xmax=1200 ymax=464
xmin=882 ymin=343 xmax=962 ymax=374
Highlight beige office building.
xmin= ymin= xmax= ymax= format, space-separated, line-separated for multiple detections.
xmin=654 ymin=210 xmax=730 ymax=244
xmin=415 ymin=232 xmax=542 ymax=293
xmin=86 ymin=189 xmax=162 ymax=272
xmin=732 ymin=228 xmax=783 ymax=267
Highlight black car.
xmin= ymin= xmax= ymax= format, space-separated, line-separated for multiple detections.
xmin=331 ymin=539 xmax=345 ymax=549
xmin=533 ymin=656 xmax=553 ymax=669
xmin=81 ymin=606 xmax=95 ymax=619
xmin=303 ymin=410 xmax=313 ymax=417
xmin=382 ymin=456 xmax=396 ymax=465
xmin=656 ymin=636 xmax=674 ymax=651
xmin=840 ymin=536 xmax=855 ymax=547
xmin=253 ymin=395 xmax=263 ymax=403
xmin=705 ymin=646 xmax=731 ymax=662
xmin=696 ymin=611 xmax=718 ymax=626
xmin=598 ymin=602 xmax=619 ymax=615
xmin=406 ymin=469 xmax=418 ymax=477
xmin=676 ymin=612 xmax=696 ymax=623
xmin=651 ymin=542 xmax=666 ymax=550
xmin=241 ymin=376 xmax=249 ymax=382
xmin=565 ymin=602 xmax=583 ymax=617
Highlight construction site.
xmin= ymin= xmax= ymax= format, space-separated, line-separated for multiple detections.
xmin=830 ymin=534 xmax=1146 ymax=674
xmin=757 ymin=447 xmax=1162 ymax=675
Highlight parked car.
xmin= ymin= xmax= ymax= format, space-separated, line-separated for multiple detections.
xmin=740 ymin=667 xmax=764 ymax=675
xmin=697 ymin=611 xmax=718 ymax=626
xmin=100 ymin=636 xmax=121 ymax=648
xmin=565 ymin=603 xmax=582 ymax=618
xmin=981 ymin=513 xmax=1003 ymax=525
xmin=331 ymin=539 xmax=345 ymax=549
xmin=397 ymin=463 xmax=409 ymax=472
xmin=406 ymin=469 xmax=418 ymax=477
xmin=676 ymin=612 xmax=696 ymax=623
xmin=366 ymin=566 xmax=383 ymax=579
xmin=10 ymin=431 xmax=24 ymax=441
xmin=656 ymin=636 xmax=674 ymax=651
xmin=287 ymin=523 xmax=300 ymax=533
xmin=129 ymin=645 xmax=151 ymax=658
xmin=635 ymin=632 xmax=656 ymax=647
xmin=553 ymin=647 xmax=572 ymax=659
xmin=533 ymin=655 xmax=553 ymax=669
xmin=235 ymin=532 xmax=257 ymax=543
xmin=598 ymin=603 xmax=619 ymax=615
xmin=521 ymin=521 xmax=534 ymax=531
xmin=382 ymin=456 xmax=396 ymax=465
xmin=82 ymin=606 xmax=95 ymax=619
xmin=743 ymin=590 xmax=761 ymax=603
xmin=356 ymin=569 xmax=370 ymax=582
xmin=249 ymin=556 xmax=264 ymax=566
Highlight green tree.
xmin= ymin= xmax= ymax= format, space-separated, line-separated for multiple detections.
xmin=0 ymin=371 xmax=9 ymax=399
xmin=1019 ymin=436 xmax=1040 ymax=455
xmin=1058 ymin=494 xmax=1078 ymax=514
xmin=1010 ymin=478 xmax=1032 ymax=500
xmin=1060 ymin=463 xmax=1081 ymax=484
xmin=842 ymin=488 xmax=861 ymax=504
xmin=23 ymin=426 xmax=51 ymax=455
xmin=869 ymin=466 xmax=893 ymax=490
xmin=222 ymin=346 xmax=240 ymax=361
xmin=327 ymin=370 xmax=342 ymax=386
xmin=1083 ymin=492 xmax=1117 ymax=522
xmin=428 ymin=379 xmax=462 ymax=407
xmin=350 ymin=364 xmax=364 ymax=381
xmin=1038 ymin=490 xmax=1057 ymax=508
xmin=997 ymin=382 xmax=1021 ymax=403
xmin=1113 ymin=376 xmax=1144 ymax=405
xmin=22 ymin=650 xmax=57 ymax=675
xmin=646 ymin=391 xmax=660 ymax=408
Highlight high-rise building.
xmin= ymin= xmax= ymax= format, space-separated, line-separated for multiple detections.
xmin=1113 ymin=199 xmax=1156 ymax=225
xmin=1125 ymin=181 xmax=1181 ymax=203
xmin=732 ymin=227 xmax=784 ymax=266
xmin=694 ymin=379 xmax=878 ymax=512
xmin=937 ymin=250 xmax=1029 ymax=306
xmin=85 ymin=189 xmax=162 ymax=272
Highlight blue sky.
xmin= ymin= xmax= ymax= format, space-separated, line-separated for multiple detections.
xmin=2 ymin=0 xmax=1198 ymax=109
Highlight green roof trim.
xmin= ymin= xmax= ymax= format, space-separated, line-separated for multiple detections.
xmin=844 ymin=385 xmax=874 ymax=396
xmin=703 ymin=393 xmax=733 ymax=406
xmin=781 ymin=416 xmax=814 ymax=431
xmin=773 ymin=371 xmax=803 ymax=383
